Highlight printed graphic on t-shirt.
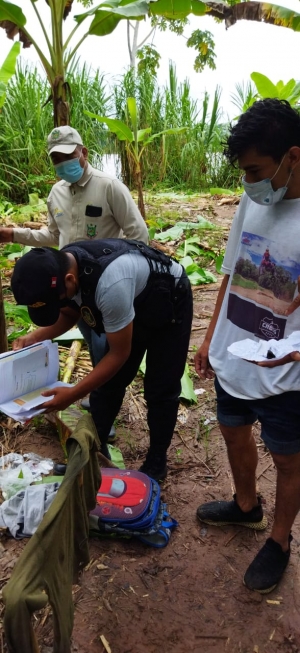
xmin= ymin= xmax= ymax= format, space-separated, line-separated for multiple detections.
xmin=227 ymin=231 xmax=300 ymax=340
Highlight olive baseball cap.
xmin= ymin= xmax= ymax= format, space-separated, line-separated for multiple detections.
xmin=47 ymin=126 xmax=83 ymax=155
xmin=11 ymin=248 xmax=65 ymax=326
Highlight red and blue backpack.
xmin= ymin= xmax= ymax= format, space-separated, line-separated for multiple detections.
xmin=89 ymin=469 xmax=178 ymax=548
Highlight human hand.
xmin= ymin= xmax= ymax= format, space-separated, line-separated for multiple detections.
xmin=285 ymin=276 xmax=300 ymax=316
xmin=0 ymin=228 xmax=14 ymax=243
xmin=194 ymin=340 xmax=215 ymax=379
xmin=257 ymin=351 xmax=300 ymax=368
xmin=12 ymin=333 xmax=39 ymax=350
xmin=41 ymin=386 xmax=76 ymax=413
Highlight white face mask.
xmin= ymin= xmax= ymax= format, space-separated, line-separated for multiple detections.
xmin=242 ymin=155 xmax=292 ymax=205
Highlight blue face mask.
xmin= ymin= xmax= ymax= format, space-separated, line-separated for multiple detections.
xmin=54 ymin=157 xmax=84 ymax=184
xmin=242 ymin=155 xmax=292 ymax=206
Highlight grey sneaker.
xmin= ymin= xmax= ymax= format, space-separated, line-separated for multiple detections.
xmin=197 ymin=495 xmax=267 ymax=530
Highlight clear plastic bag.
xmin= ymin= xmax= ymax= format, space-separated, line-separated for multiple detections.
xmin=23 ymin=453 xmax=53 ymax=479
xmin=0 ymin=452 xmax=54 ymax=499
xmin=0 ymin=453 xmax=23 ymax=469
xmin=0 ymin=465 xmax=33 ymax=500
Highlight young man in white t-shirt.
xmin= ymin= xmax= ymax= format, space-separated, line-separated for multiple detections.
xmin=195 ymin=99 xmax=300 ymax=594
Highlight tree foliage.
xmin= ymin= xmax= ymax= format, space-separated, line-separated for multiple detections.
xmin=0 ymin=41 xmax=20 ymax=108
xmin=186 ymin=29 xmax=216 ymax=72
xmin=137 ymin=44 xmax=161 ymax=75
xmin=0 ymin=0 xmax=149 ymax=126
xmin=205 ymin=0 xmax=300 ymax=31
xmin=235 ymin=256 xmax=296 ymax=301
xmin=84 ymin=95 xmax=186 ymax=217
xmin=250 ymin=72 xmax=300 ymax=105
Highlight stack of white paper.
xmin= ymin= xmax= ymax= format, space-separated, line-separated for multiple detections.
xmin=0 ymin=341 xmax=71 ymax=423
xmin=227 ymin=331 xmax=300 ymax=362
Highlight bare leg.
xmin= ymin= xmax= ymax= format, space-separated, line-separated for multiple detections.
xmin=219 ymin=424 xmax=258 ymax=512
xmin=271 ymin=451 xmax=300 ymax=551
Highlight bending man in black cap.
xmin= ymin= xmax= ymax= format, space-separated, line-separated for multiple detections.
xmin=11 ymin=238 xmax=192 ymax=481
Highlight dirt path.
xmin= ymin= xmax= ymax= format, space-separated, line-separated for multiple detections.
xmin=231 ymin=284 xmax=291 ymax=315
xmin=1 ymin=196 xmax=300 ymax=653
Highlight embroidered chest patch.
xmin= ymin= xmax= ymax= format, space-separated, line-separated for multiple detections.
xmin=86 ymin=223 xmax=98 ymax=239
xmin=81 ymin=306 xmax=96 ymax=327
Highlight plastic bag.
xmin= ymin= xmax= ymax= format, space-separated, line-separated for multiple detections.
xmin=23 ymin=453 xmax=53 ymax=479
xmin=0 ymin=452 xmax=54 ymax=499
xmin=0 ymin=453 xmax=23 ymax=469
xmin=0 ymin=465 xmax=33 ymax=500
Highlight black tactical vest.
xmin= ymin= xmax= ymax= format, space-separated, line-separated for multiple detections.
xmin=62 ymin=239 xmax=179 ymax=334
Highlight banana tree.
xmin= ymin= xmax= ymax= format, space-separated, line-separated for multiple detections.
xmin=0 ymin=41 xmax=20 ymax=353
xmin=149 ymin=0 xmax=300 ymax=31
xmin=85 ymin=97 xmax=186 ymax=218
xmin=250 ymin=72 xmax=300 ymax=106
xmin=0 ymin=40 xmax=20 ymax=109
xmin=231 ymin=73 xmax=300 ymax=117
xmin=0 ymin=0 xmax=149 ymax=126
xmin=203 ymin=0 xmax=300 ymax=32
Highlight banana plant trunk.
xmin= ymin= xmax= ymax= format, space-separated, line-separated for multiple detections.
xmin=0 ymin=273 xmax=8 ymax=353
xmin=49 ymin=6 xmax=70 ymax=128
xmin=52 ymin=76 xmax=70 ymax=127
xmin=135 ymin=170 xmax=146 ymax=219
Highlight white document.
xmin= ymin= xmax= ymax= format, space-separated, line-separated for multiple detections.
xmin=0 ymin=341 xmax=72 ymax=423
xmin=227 ymin=331 xmax=300 ymax=362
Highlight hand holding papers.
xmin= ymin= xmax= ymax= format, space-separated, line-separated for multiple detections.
xmin=0 ymin=341 xmax=72 ymax=423
xmin=227 ymin=331 xmax=300 ymax=363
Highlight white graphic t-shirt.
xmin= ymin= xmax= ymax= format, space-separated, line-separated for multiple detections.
xmin=209 ymin=193 xmax=300 ymax=399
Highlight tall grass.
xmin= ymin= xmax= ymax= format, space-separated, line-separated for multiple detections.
xmin=67 ymin=58 xmax=114 ymax=159
xmin=111 ymin=64 xmax=236 ymax=190
xmin=0 ymin=63 xmax=53 ymax=202
xmin=0 ymin=59 xmax=238 ymax=203
xmin=0 ymin=59 xmax=112 ymax=203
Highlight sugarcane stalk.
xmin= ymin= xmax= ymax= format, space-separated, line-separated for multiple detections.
xmin=61 ymin=340 xmax=82 ymax=384
xmin=0 ymin=272 xmax=8 ymax=353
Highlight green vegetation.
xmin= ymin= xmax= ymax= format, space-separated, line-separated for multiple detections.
xmin=0 ymin=55 xmax=229 ymax=353
xmin=233 ymin=261 xmax=297 ymax=302
xmin=0 ymin=60 xmax=240 ymax=203
xmin=85 ymin=95 xmax=186 ymax=217
xmin=0 ymin=61 xmax=111 ymax=202
xmin=1 ymin=41 xmax=299 ymax=355
xmin=0 ymin=42 xmax=20 ymax=109
xmin=0 ymin=0 xmax=150 ymax=126
xmin=232 ymin=73 xmax=300 ymax=116
xmin=232 ymin=273 xmax=259 ymax=291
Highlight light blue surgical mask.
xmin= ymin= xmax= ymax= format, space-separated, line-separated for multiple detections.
xmin=54 ymin=157 xmax=84 ymax=184
xmin=242 ymin=155 xmax=292 ymax=205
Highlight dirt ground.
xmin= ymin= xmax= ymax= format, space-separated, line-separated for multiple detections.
xmin=231 ymin=284 xmax=291 ymax=316
xmin=1 ymin=196 xmax=300 ymax=653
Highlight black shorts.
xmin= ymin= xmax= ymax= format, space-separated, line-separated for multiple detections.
xmin=215 ymin=377 xmax=300 ymax=455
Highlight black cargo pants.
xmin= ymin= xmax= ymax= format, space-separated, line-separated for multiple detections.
xmin=89 ymin=269 xmax=193 ymax=456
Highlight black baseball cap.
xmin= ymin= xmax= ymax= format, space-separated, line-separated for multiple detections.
xmin=11 ymin=248 xmax=65 ymax=326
